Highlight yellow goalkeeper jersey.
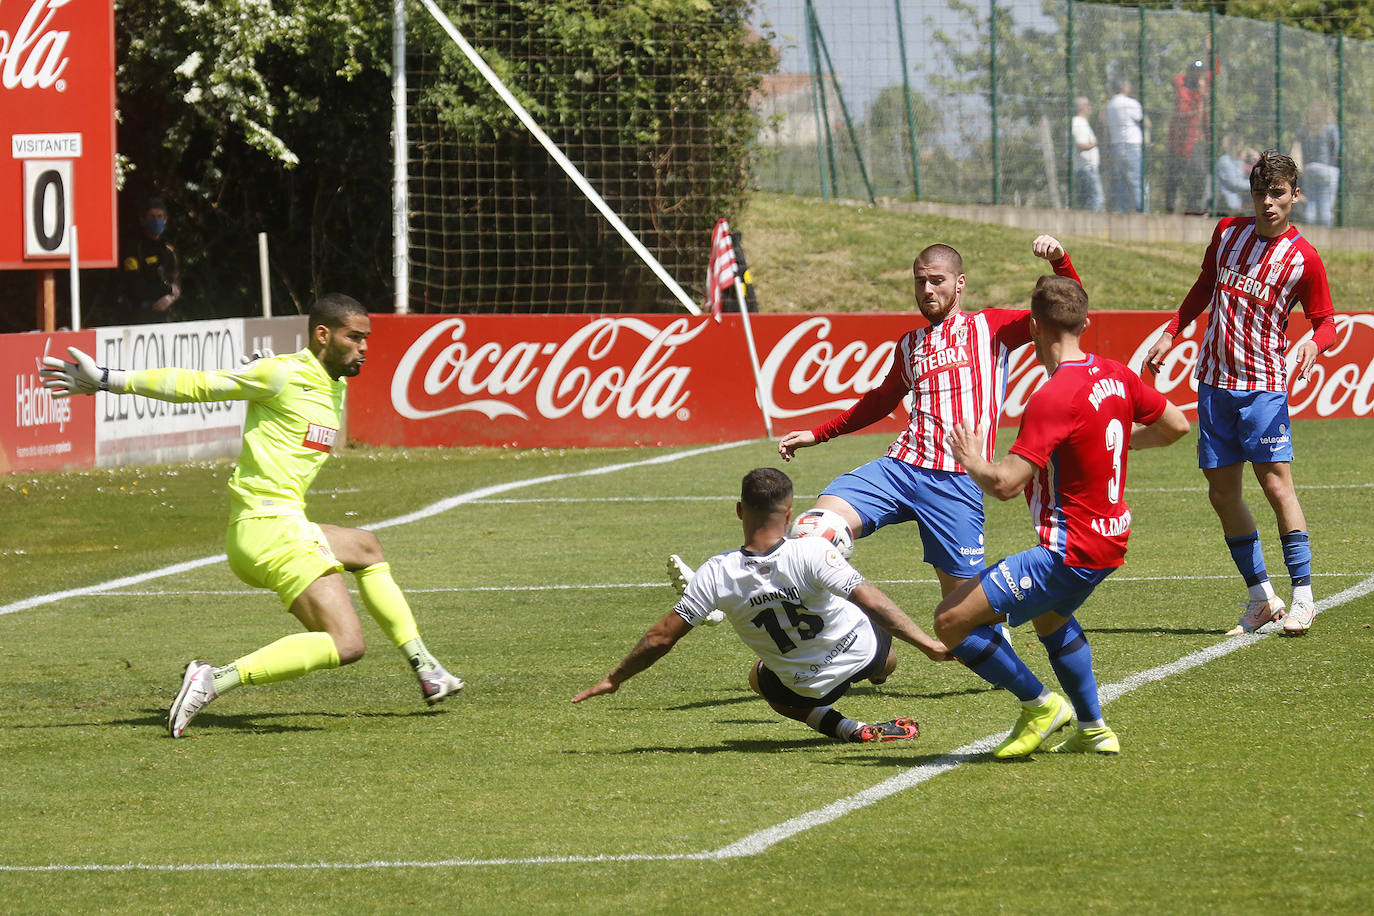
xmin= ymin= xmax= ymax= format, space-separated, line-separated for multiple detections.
xmin=119 ymin=348 xmax=346 ymax=520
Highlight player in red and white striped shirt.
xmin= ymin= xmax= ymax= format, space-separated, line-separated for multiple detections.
xmin=936 ymin=275 xmax=1189 ymax=757
xmin=1145 ymin=150 xmax=1335 ymax=637
xmin=777 ymin=235 xmax=1080 ymax=598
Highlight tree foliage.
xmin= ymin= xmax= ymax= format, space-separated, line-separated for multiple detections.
xmin=107 ymin=0 xmax=393 ymax=320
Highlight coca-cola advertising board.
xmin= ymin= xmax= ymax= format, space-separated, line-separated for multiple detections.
xmin=348 ymin=311 xmax=1374 ymax=448
xmin=0 ymin=0 xmax=117 ymax=269
xmin=0 ymin=329 xmax=97 ymax=472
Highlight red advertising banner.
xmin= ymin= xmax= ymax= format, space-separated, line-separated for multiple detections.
xmin=0 ymin=0 xmax=117 ymax=269
xmin=349 ymin=311 xmax=1374 ymax=449
xmin=0 ymin=329 xmax=97 ymax=472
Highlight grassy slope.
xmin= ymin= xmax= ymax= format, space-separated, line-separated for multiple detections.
xmin=740 ymin=192 xmax=1374 ymax=313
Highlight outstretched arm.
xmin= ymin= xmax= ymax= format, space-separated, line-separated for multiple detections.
xmin=848 ymin=581 xmax=951 ymax=661
xmin=778 ymin=358 xmax=907 ymax=461
xmin=42 ymin=347 xmax=288 ymax=403
xmin=947 ymin=421 xmax=1037 ymax=501
xmin=571 ymin=612 xmax=692 ymax=703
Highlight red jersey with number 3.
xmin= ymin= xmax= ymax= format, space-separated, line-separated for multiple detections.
xmin=1009 ymin=355 xmax=1167 ymax=568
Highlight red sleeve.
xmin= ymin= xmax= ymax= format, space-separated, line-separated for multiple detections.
xmin=1051 ymin=252 xmax=1081 ymax=286
xmin=1310 ymin=314 xmax=1336 ymax=352
xmin=980 ymin=308 xmax=1033 ymax=349
xmin=1291 ymin=247 xmax=1335 ymax=329
xmin=1126 ymin=369 xmax=1168 ymax=426
xmin=1165 ymin=220 xmax=1226 ymax=336
xmin=811 ymin=349 xmax=908 ymax=442
xmin=1008 ymin=381 xmax=1070 ymax=469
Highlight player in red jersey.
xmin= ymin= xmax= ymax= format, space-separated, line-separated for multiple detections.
xmin=935 ymin=275 xmax=1189 ymax=757
xmin=777 ymin=235 xmax=1080 ymax=599
xmin=1144 ymin=149 xmax=1336 ymax=637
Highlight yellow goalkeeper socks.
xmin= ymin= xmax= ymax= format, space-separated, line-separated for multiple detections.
xmin=356 ymin=562 xmax=420 ymax=645
xmin=233 ymin=631 xmax=341 ymax=686
xmin=356 ymin=562 xmax=440 ymax=671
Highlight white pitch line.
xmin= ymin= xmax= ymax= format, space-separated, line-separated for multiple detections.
xmin=0 ymin=441 xmax=756 ymax=618
xmin=68 ymin=571 xmax=1373 ymax=599
xmin=6 ymin=573 xmax=1370 ymax=874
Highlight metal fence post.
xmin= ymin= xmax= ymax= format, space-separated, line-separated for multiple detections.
xmin=1274 ymin=15 xmax=1282 ymax=151
xmin=1208 ymin=7 xmax=1218 ymax=217
xmin=1066 ymin=0 xmax=1075 ymax=209
xmin=990 ymin=0 xmax=999 ymax=206
xmin=804 ymin=0 xmax=832 ymax=200
xmin=894 ymin=0 xmax=921 ymax=201
xmin=1336 ymin=31 xmax=1346 ymax=227
xmin=1137 ymin=4 xmax=1146 ymax=212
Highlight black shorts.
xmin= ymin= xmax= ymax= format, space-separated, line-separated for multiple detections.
xmin=755 ymin=624 xmax=894 ymax=709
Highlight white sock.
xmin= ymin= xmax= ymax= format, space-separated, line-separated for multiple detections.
xmin=805 ymin=706 xmax=862 ymax=740
xmin=1022 ymin=688 xmax=1052 ymax=708
xmin=1248 ymin=580 xmax=1277 ymax=602
xmin=1292 ymin=584 xmax=1314 ymax=606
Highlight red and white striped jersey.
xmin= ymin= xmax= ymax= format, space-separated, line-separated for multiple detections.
xmin=1167 ymin=217 xmax=1333 ymax=392
xmin=882 ymin=308 xmax=1032 ymax=470
xmin=1010 ymin=355 xmax=1168 ymax=568
xmin=811 ymin=254 xmax=1080 ymax=473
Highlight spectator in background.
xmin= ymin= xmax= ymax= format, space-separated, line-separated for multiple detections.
xmin=1165 ymin=59 xmax=1213 ymax=214
xmin=1071 ymin=96 xmax=1104 ymax=212
xmin=1105 ymin=79 xmax=1149 ymax=212
xmin=1293 ymin=99 xmax=1340 ymax=227
xmin=1212 ymin=134 xmax=1257 ymax=215
xmin=120 ymin=197 xmax=181 ymax=324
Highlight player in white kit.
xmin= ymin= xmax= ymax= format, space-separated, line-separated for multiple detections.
xmin=573 ymin=468 xmax=951 ymax=743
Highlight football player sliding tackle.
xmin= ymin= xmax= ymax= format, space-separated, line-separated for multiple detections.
xmin=574 ymin=468 xmax=952 ymax=744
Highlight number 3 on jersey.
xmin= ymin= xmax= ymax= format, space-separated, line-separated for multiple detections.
xmin=752 ymin=600 xmax=825 ymax=653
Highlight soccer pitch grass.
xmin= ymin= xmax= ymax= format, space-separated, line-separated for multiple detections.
xmin=1 ymin=421 xmax=1371 ymax=913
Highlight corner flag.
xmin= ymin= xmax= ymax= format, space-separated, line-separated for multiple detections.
xmin=706 ymin=218 xmax=739 ymax=322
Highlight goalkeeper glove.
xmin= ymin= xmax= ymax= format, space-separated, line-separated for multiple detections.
xmin=39 ymin=346 xmax=127 ymax=398
xmin=239 ymin=346 xmax=276 ymax=366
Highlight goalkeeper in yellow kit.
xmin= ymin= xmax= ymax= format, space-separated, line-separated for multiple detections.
xmin=40 ymin=293 xmax=464 ymax=737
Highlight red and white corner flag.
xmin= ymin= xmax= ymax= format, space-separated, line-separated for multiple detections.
xmin=706 ymin=217 xmax=739 ymax=322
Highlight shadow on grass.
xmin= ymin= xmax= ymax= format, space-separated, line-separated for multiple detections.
xmin=666 ymin=684 xmax=988 ymax=712
xmin=1087 ymin=626 xmax=1225 ymax=637
xmin=4 ymin=707 xmax=442 ymax=734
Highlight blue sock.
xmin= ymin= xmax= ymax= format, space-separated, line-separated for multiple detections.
xmin=1225 ymin=532 xmax=1269 ymax=587
xmin=1040 ymin=618 xmax=1101 ymax=724
xmin=950 ymin=624 xmax=1044 ymax=702
xmin=1280 ymin=531 xmax=1312 ymax=587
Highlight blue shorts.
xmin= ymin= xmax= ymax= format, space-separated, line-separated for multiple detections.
xmin=822 ymin=457 xmax=985 ymax=577
xmin=979 ymin=545 xmax=1113 ymax=627
xmin=1195 ymin=382 xmax=1294 ymax=467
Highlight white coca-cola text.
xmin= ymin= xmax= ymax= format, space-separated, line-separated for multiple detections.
xmin=0 ymin=0 xmax=70 ymax=92
xmin=391 ymin=317 xmax=707 ymax=422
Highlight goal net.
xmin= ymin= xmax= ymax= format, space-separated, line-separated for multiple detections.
xmin=405 ymin=0 xmax=774 ymax=314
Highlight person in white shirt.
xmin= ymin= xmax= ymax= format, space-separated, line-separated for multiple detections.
xmin=572 ymin=468 xmax=952 ymax=744
xmin=1105 ymin=79 xmax=1149 ymax=212
xmin=1072 ymin=97 xmax=1103 ymax=212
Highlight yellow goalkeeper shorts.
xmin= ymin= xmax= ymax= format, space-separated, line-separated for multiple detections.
xmin=226 ymin=515 xmax=344 ymax=608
